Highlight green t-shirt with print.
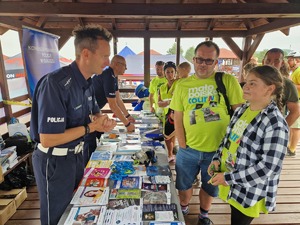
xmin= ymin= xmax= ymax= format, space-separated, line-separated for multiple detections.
xmin=170 ymin=73 xmax=244 ymax=152
xmin=291 ymin=67 xmax=300 ymax=97
xmin=149 ymin=76 xmax=168 ymax=113
xmin=159 ymin=79 xmax=178 ymax=115
xmin=219 ymin=107 xmax=267 ymax=218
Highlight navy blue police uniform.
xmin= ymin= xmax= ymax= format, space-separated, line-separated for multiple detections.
xmin=30 ymin=61 xmax=100 ymax=225
xmin=83 ymin=67 xmax=119 ymax=164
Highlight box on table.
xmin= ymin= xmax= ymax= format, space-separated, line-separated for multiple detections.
xmin=0 ymin=188 xmax=27 ymax=208
xmin=0 ymin=199 xmax=16 ymax=225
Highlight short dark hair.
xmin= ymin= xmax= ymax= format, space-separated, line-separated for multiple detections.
xmin=264 ymin=48 xmax=284 ymax=59
xmin=164 ymin=61 xmax=176 ymax=71
xmin=194 ymin=41 xmax=220 ymax=57
xmin=72 ymin=24 xmax=113 ymax=59
xmin=155 ymin=61 xmax=165 ymax=66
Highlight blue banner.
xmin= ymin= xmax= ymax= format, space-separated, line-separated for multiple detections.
xmin=22 ymin=27 xmax=60 ymax=96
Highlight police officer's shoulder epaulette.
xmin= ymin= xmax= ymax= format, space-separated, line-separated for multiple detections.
xmin=57 ymin=66 xmax=73 ymax=90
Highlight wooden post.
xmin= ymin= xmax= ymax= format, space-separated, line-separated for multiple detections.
xmin=144 ymin=37 xmax=150 ymax=87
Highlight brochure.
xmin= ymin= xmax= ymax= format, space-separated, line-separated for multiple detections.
xmin=64 ymin=206 xmax=106 ymax=225
xmin=71 ymin=187 xmax=109 ymax=206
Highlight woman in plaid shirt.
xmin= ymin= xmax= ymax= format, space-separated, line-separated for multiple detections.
xmin=208 ymin=65 xmax=289 ymax=225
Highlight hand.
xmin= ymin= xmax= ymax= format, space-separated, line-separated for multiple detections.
xmin=93 ymin=115 xmax=117 ymax=132
xmin=207 ymin=160 xmax=220 ymax=177
xmin=208 ymin=172 xmax=228 ymax=186
xmin=127 ymin=115 xmax=135 ymax=123
xmin=126 ymin=122 xmax=135 ymax=132
xmin=150 ymin=106 xmax=155 ymax=113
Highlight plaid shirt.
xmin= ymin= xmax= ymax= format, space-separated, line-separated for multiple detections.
xmin=213 ymin=101 xmax=289 ymax=211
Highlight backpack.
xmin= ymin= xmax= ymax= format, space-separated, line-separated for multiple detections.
xmin=215 ymin=72 xmax=233 ymax=117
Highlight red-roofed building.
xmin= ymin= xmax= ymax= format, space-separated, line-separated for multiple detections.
xmin=138 ymin=49 xmax=161 ymax=55
xmin=218 ymin=48 xmax=240 ymax=75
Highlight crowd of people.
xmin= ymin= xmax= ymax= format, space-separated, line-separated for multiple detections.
xmin=29 ymin=23 xmax=300 ymax=225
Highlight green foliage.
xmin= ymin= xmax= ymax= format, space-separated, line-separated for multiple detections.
xmin=166 ymin=43 xmax=184 ymax=55
xmin=184 ymin=47 xmax=195 ymax=62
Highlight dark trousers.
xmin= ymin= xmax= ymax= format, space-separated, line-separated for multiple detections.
xmin=231 ymin=205 xmax=254 ymax=225
xmin=83 ymin=131 xmax=102 ymax=165
xmin=32 ymin=148 xmax=84 ymax=225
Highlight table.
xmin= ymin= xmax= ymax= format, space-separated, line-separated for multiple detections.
xmin=58 ymin=147 xmax=184 ymax=225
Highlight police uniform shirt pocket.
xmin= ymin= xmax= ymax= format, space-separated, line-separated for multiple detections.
xmin=68 ymin=103 xmax=84 ymax=127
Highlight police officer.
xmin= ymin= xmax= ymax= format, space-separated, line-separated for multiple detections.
xmin=83 ymin=55 xmax=135 ymax=164
xmin=30 ymin=24 xmax=116 ymax=225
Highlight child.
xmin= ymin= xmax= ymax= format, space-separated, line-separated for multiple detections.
xmin=176 ymin=62 xmax=191 ymax=79
xmin=208 ymin=65 xmax=289 ymax=225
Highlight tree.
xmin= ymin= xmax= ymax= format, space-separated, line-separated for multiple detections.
xmin=184 ymin=47 xmax=195 ymax=62
xmin=167 ymin=43 xmax=183 ymax=55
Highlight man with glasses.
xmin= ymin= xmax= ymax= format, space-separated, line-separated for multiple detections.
xmin=263 ymin=48 xmax=300 ymax=157
xmin=170 ymin=41 xmax=244 ymax=225
xmin=149 ymin=61 xmax=167 ymax=116
xmin=83 ymin=55 xmax=135 ymax=164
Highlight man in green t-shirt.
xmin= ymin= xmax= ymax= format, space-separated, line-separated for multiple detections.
xmin=149 ymin=61 xmax=167 ymax=115
xmin=263 ymin=48 xmax=300 ymax=157
xmin=170 ymin=41 xmax=244 ymax=225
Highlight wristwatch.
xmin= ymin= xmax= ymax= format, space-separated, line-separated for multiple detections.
xmin=84 ymin=124 xmax=90 ymax=135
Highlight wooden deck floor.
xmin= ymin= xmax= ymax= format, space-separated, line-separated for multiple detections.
xmin=5 ymin=147 xmax=300 ymax=225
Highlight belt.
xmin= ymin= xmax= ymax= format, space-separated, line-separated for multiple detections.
xmin=37 ymin=142 xmax=83 ymax=156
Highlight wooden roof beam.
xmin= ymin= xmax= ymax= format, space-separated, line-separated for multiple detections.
xmin=222 ymin=37 xmax=243 ymax=60
xmin=111 ymin=30 xmax=246 ymax=38
xmin=0 ymin=3 xmax=299 ymax=18
xmin=247 ymin=18 xmax=300 ymax=35
xmin=0 ymin=16 xmax=41 ymax=31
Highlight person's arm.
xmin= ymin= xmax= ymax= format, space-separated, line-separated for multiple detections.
xmin=174 ymin=110 xmax=186 ymax=148
xmin=286 ymin=101 xmax=300 ymax=126
xmin=115 ymin=91 xmax=135 ymax=123
xmin=107 ymin=97 xmax=135 ymax=132
xmin=149 ymin=93 xmax=155 ymax=113
xmin=223 ymin=127 xmax=288 ymax=188
xmin=157 ymin=93 xmax=170 ymax=108
xmin=40 ymin=115 xmax=116 ymax=147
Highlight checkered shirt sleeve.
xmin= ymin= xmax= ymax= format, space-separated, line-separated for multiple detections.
xmin=213 ymin=101 xmax=289 ymax=211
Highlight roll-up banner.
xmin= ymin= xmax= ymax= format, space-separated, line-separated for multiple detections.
xmin=22 ymin=27 xmax=60 ymax=96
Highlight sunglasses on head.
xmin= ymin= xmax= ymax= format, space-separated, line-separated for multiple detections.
xmin=194 ymin=57 xmax=216 ymax=65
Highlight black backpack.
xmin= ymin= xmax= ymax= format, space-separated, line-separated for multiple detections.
xmin=215 ymin=72 xmax=233 ymax=117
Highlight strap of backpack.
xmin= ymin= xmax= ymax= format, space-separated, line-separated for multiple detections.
xmin=215 ymin=72 xmax=233 ymax=117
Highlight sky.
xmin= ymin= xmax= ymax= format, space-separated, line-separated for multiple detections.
xmin=1 ymin=25 xmax=300 ymax=60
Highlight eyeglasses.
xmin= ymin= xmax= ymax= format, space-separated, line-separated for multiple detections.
xmin=194 ymin=57 xmax=216 ymax=65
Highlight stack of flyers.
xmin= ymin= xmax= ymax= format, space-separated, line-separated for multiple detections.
xmin=86 ymin=160 xmax=113 ymax=169
xmin=71 ymin=187 xmax=109 ymax=206
xmin=142 ymin=204 xmax=179 ymax=221
xmin=112 ymin=176 xmax=142 ymax=189
xmin=112 ymin=154 xmax=134 ymax=161
xmin=116 ymin=144 xmax=142 ymax=155
xmin=80 ymin=177 xmax=109 ymax=187
xmin=103 ymin=205 xmax=142 ymax=225
xmin=141 ymin=183 xmax=169 ymax=192
xmin=83 ymin=167 xmax=111 ymax=179
xmin=109 ymin=188 xmax=142 ymax=199
xmin=142 ymin=191 xmax=171 ymax=204
xmin=90 ymin=151 xmax=113 ymax=161
xmin=107 ymin=198 xmax=141 ymax=210
xmin=151 ymin=176 xmax=171 ymax=184
xmin=96 ymin=142 xmax=118 ymax=152
xmin=64 ymin=206 xmax=106 ymax=225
